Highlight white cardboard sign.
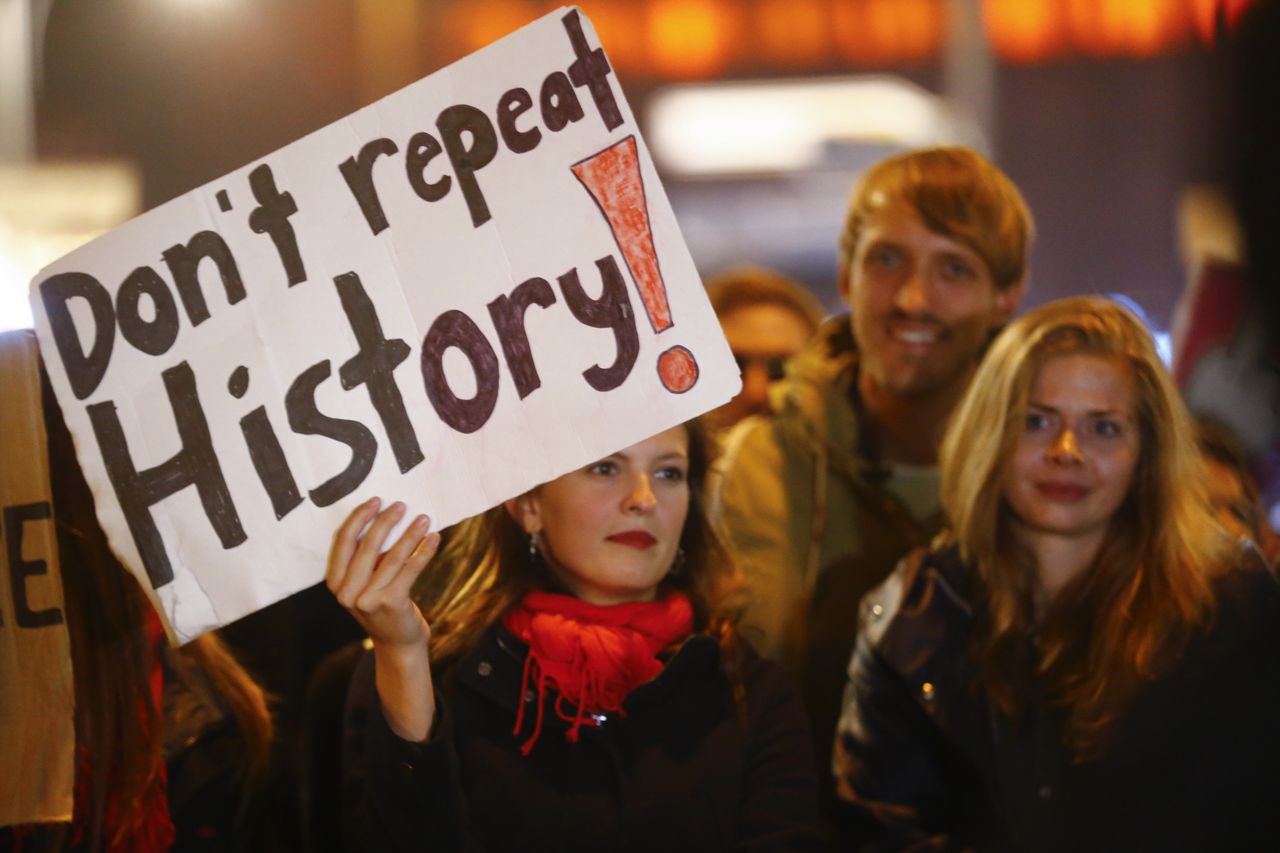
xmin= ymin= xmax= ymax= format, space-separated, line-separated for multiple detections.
xmin=29 ymin=7 xmax=738 ymax=642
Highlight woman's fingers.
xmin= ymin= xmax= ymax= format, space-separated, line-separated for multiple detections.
xmin=334 ymin=501 xmax=405 ymax=609
xmin=383 ymin=529 xmax=442 ymax=605
xmin=363 ymin=514 xmax=432 ymax=596
xmin=326 ymin=497 xmax=381 ymax=590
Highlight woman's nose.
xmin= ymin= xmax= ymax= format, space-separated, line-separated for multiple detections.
xmin=625 ymin=473 xmax=658 ymax=512
xmin=1048 ymin=428 xmax=1083 ymax=464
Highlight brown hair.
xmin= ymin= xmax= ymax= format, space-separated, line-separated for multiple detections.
xmin=705 ymin=266 xmax=825 ymax=333
xmin=42 ymin=372 xmax=274 ymax=847
xmin=838 ymin=146 xmax=1034 ymax=292
xmin=939 ymin=296 xmax=1232 ymax=757
xmin=415 ymin=419 xmax=745 ymax=688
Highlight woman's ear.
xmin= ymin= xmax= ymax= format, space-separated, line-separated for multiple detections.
xmin=504 ymin=493 xmax=541 ymax=535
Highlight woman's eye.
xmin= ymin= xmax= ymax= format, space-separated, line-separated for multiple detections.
xmin=1026 ymin=412 xmax=1051 ymax=431
xmin=655 ymin=466 xmax=686 ymax=483
xmin=1092 ymin=419 xmax=1122 ymax=438
xmin=587 ymin=460 xmax=617 ymax=476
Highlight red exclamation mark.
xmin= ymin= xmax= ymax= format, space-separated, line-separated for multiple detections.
xmin=571 ymin=135 xmax=699 ymax=394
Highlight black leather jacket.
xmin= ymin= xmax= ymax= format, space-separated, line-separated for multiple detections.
xmin=833 ymin=542 xmax=1280 ymax=852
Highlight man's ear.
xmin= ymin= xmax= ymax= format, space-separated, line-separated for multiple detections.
xmin=992 ymin=276 xmax=1027 ymax=327
xmin=504 ymin=493 xmax=541 ymax=535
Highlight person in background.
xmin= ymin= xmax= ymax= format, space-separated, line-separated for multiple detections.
xmin=1194 ymin=417 xmax=1280 ymax=562
xmin=705 ymin=266 xmax=825 ymax=429
xmin=834 ymin=297 xmax=1280 ymax=850
xmin=2 ymin=372 xmax=277 ymax=853
xmin=327 ymin=419 xmax=822 ymax=852
xmin=711 ymin=147 xmax=1032 ymax=799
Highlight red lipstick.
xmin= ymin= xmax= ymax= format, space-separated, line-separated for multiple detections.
xmin=1035 ymin=482 xmax=1088 ymax=502
xmin=606 ymin=530 xmax=656 ymax=549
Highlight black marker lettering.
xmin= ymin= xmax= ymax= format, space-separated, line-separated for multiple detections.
xmin=487 ymin=277 xmax=556 ymax=399
xmin=248 ymin=163 xmax=307 ymax=287
xmin=405 ymin=131 xmax=451 ymax=203
xmin=240 ymin=406 xmax=304 ymax=520
xmin=286 ymin=361 xmax=377 ymax=508
xmin=3 ymin=502 xmax=63 ymax=629
xmin=39 ymin=272 xmax=115 ymax=400
xmin=87 ymin=361 xmax=245 ymax=589
xmin=563 ymin=9 xmax=622 ymax=132
xmin=539 ymin=71 xmax=585 ymax=132
xmin=162 ymin=231 xmax=247 ymax=327
xmin=497 ymin=87 xmax=542 ymax=153
xmin=436 ymin=105 xmax=499 ymax=228
xmin=420 ymin=310 xmax=500 ymax=434
xmin=334 ymin=272 xmax=423 ymax=474
xmin=558 ymin=256 xmax=638 ymax=392
xmin=116 ymin=266 xmax=180 ymax=356
xmin=339 ymin=137 xmax=399 ymax=235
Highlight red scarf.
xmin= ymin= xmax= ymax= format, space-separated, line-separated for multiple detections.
xmin=501 ymin=590 xmax=694 ymax=755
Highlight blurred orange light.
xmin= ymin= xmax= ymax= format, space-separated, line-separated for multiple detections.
xmin=447 ymin=0 xmax=538 ymax=54
xmin=1069 ymin=0 xmax=1188 ymax=58
xmin=578 ymin=1 xmax=646 ymax=74
xmin=896 ymin=0 xmax=947 ymax=60
xmin=834 ymin=0 xmax=940 ymax=65
xmin=1192 ymin=0 xmax=1254 ymax=43
xmin=984 ymin=0 xmax=1065 ymax=64
xmin=757 ymin=0 xmax=829 ymax=66
xmin=647 ymin=0 xmax=734 ymax=79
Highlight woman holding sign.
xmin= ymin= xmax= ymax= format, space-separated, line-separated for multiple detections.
xmin=832 ymin=297 xmax=1280 ymax=850
xmin=327 ymin=419 xmax=822 ymax=851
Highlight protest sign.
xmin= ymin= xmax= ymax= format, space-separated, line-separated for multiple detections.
xmin=0 ymin=330 xmax=75 ymax=826
xmin=30 ymin=7 xmax=739 ymax=642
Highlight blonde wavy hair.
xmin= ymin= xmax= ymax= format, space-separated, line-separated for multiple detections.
xmin=940 ymin=296 xmax=1233 ymax=756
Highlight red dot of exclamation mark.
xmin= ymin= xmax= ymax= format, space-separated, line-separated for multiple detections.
xmin=572 ymin=135 xmax=699 ymax=394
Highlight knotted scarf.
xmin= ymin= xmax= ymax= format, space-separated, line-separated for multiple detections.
xmin=501 ymin=590 xmax=694 ymax=754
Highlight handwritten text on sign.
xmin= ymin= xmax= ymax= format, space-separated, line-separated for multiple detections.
xmin=31 ymin=8 xmax=739 ymax=642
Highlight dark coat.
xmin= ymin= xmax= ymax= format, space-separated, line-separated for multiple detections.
xmin=342 ymin=624 xmax=823 ymax=852
xmin=833 ymin=543 xmax=1280 ymax=852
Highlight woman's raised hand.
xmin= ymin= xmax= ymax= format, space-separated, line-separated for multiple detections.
xmin=327 ymin=497 xmax=440 ymax=652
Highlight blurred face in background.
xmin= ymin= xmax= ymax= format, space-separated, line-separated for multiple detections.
xmin=713 ymin=302 xmax=814 ymax=427
xmin=1202 ymin=455 xmax=1260 ymax=540
xmin=845 ymin=199 xmax=1022 ymax=404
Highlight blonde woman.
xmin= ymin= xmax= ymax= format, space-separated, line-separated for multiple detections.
xmin=833 ymin=297 xmax=1280 ymax=850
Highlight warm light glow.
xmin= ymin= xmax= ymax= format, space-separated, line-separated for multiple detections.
xmin=0 ymin=163 xmax=140 ymax=333
xmin=865 ymin=0 xmax=941 ymax=63
xmin=895 ymin=0 xmax=945 ymax=61
xmin=649 ymin=76 xmax=971 ymax=175
xmin=447 ymin=0 xmax=537 ymax=53
xmin=757 ymin=0 xmax=829 ymax=66
xmin=1191 ymin=0 xmax=1254 ymax=43
xmin=1068 ymin=0 xmax=1188 ymax=57
xmin=984 ymin=0 xmax=1065 ymax=63
xmin=647 ymin=0 xmax=734 ymax=78
xmin=579 ymin=1 xmax=645 ymax=73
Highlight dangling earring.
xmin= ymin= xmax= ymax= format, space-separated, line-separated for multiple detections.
xmin=528 ymin=532 xmax=540 ymax=564
xmin=668 ymin=547 xmax=686 ymax=578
